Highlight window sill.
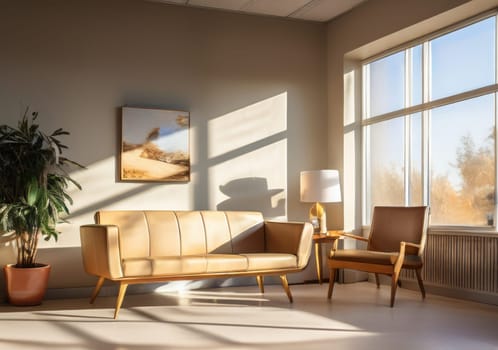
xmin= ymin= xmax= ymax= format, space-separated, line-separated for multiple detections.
xmin=428 ymin=226 xmax=498 ymax=237
xmin=361 ymin=225 xmax=498 ymax=236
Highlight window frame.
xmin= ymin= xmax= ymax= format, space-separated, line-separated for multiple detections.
xmin=361 ymin=10 xmax=498 ymax=231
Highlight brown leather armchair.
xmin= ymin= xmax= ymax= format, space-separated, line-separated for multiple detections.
xmin=327 ymin=206 xmax=429 ymax=307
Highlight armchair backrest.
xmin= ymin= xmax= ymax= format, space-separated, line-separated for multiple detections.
xmin=367 ymin=206 xmax=429 ymax=256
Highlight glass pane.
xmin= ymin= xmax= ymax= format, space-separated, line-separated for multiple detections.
xmin=368 ymin=51 xmax=405 ymax=117
xmin=410 ymin=45 xmax=423 ymax=106
xmin=430 ymin=94 xmax=495 ymax=226
xmin=410 ymin=113 xmax=423 ymax=205
xmin=430 ymin=17 xmax=496 ymax=100
xmin=366 ymin=117 xmax=405 ymax=220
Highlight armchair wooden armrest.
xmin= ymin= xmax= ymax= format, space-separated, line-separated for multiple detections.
xmin=341 ymin=232 xmax=369 ymax=242
xmin=403 ymin=241 xmax=421 ymax=249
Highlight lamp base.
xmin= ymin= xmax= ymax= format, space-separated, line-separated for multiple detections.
xmin=309 ymin=202 xmax=327 ymax=234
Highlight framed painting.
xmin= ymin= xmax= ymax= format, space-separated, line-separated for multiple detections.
xmin=120 ymin=107 xmax=190 ymax=182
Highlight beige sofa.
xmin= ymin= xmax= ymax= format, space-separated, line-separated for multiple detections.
xmin=80 ymin=210 xmax=313 ymax=318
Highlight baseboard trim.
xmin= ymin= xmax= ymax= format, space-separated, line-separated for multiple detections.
xmin=399 ymin=279 xmax=498 ymax=306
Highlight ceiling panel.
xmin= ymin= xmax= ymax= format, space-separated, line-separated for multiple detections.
xmin=187 ymin=0 xmax=249 ymax=12
xmin=155 ymin=0 xmax=187 ymax=4
xmin=148 ymin=0 xmax=367 ymax=22
xmin=291 ymin=0 xmax=366 ymax=21
xmin=242 ymin=0 xmax=311 ymax=17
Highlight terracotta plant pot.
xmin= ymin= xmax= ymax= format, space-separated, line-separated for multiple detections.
xmin=4 ymin=263 xmax=51 ymax=306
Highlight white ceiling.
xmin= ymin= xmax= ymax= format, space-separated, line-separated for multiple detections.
xmin=150 ymin=0 xmax=367 ymax=22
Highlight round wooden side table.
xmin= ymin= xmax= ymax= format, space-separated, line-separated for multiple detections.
xmin=313 ymin=231 xmax=343 ymax=284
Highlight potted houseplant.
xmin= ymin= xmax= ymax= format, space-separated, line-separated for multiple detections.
xmin=0 ymin=109 xmax=82 ymax=305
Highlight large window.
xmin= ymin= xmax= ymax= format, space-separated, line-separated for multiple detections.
xmin=363 ymin=14 xmax=497 ymax=227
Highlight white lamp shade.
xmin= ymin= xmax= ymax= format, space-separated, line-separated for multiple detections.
xmin=300 ymin=170 xmax=341 ymax=203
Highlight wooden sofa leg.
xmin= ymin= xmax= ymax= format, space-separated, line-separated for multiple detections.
xmin=375 ymin=273 xmax=380 ymax=288
xmin=279 ymin=275 xmax=293 ymax=303
xmin=90 ymin=277 xmax=105 ymax=304
xmin=256 ymin=275 xmax=264 ymax=294
xmin=114 ymin=283 xmax=129 ymax=319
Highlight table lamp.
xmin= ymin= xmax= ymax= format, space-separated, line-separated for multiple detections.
xmin=300 ymin=169 xmax=341 ymax=234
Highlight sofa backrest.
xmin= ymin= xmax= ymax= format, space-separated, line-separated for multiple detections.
xmin=95 ymin=210 xmax=265 ymax=259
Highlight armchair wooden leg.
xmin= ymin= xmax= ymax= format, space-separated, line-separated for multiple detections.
xmin=390 ymin=274 xmax=399 ymax=307
xmin=415 ymin=268 xmax=426 ymax=299
xmin=90 ymin=277 xmax=105 ymax=304
xmin=375 ymin=273 xmax=380 ymax=288
xmin=390 ymin=243 xmax=406 ymax=307
xmin=279 ymin=275 xmax=293 ymax=303
xmin=256 ymin=275 xmax=264 ymax=294
xmin=114 ymin=282 xmax=129 ymax=319
xmin=327 ymin=268 xmax=336 ymax=299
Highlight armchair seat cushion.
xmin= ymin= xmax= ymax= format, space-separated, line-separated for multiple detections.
xmin=401 ymin=254 xmax=423 ymax=268
xmin=241 ymin=253 xmax=297 ymax=271
xmin=330 ymin=250 xmax=399 ymax=265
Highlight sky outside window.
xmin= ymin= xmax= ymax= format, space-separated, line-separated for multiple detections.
xmin=430 ymin=16 xmax=496 ymax=101
xmin=369 ymin=51 xmax=405 ymax=116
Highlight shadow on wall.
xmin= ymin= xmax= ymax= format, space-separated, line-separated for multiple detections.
xmin=217 ymin=177 xmax=285 ymax=217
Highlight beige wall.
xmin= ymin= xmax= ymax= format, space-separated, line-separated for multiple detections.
xmin=0 ymin=0 xmax=327 ymax=291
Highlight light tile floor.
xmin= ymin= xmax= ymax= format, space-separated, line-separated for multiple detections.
xmin=0 ymin=282 xmax=497 ymax=350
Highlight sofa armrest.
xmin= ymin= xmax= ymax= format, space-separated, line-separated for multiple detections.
xmin=80 ymin=224 xmax=123 ymax=280
xmin=264 ymin=221 xmax=314 ymax=268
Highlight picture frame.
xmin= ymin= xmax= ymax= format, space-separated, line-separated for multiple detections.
xmin=120 ymin=106 xmax=190 ymax=182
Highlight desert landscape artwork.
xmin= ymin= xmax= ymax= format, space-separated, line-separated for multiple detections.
xmin=121 ymin=107 xmax=190 ymax=182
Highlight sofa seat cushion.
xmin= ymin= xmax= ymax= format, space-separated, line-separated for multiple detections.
xmin=241 ymin=253 xmax=297 ymax=271
xmin=122 ymin=254 xmax=249 ymax=277
xmin=122 ymin=256 xmax=206 ymax=277
xmin=204 ymin=254 xmax=248 ymax=273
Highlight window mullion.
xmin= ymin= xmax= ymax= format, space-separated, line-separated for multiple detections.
xmin=362 ymin=64 xmax=371 ymax=224
xmin=422 ymin=41 xmax=430 ymax=207
xmin=493 ymin=91 xmax=498 ymax=227
xmin=494 ymin=15 xmax=498 ymax=227
xmin=405 ymin=49 xmax=412 ymax=206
